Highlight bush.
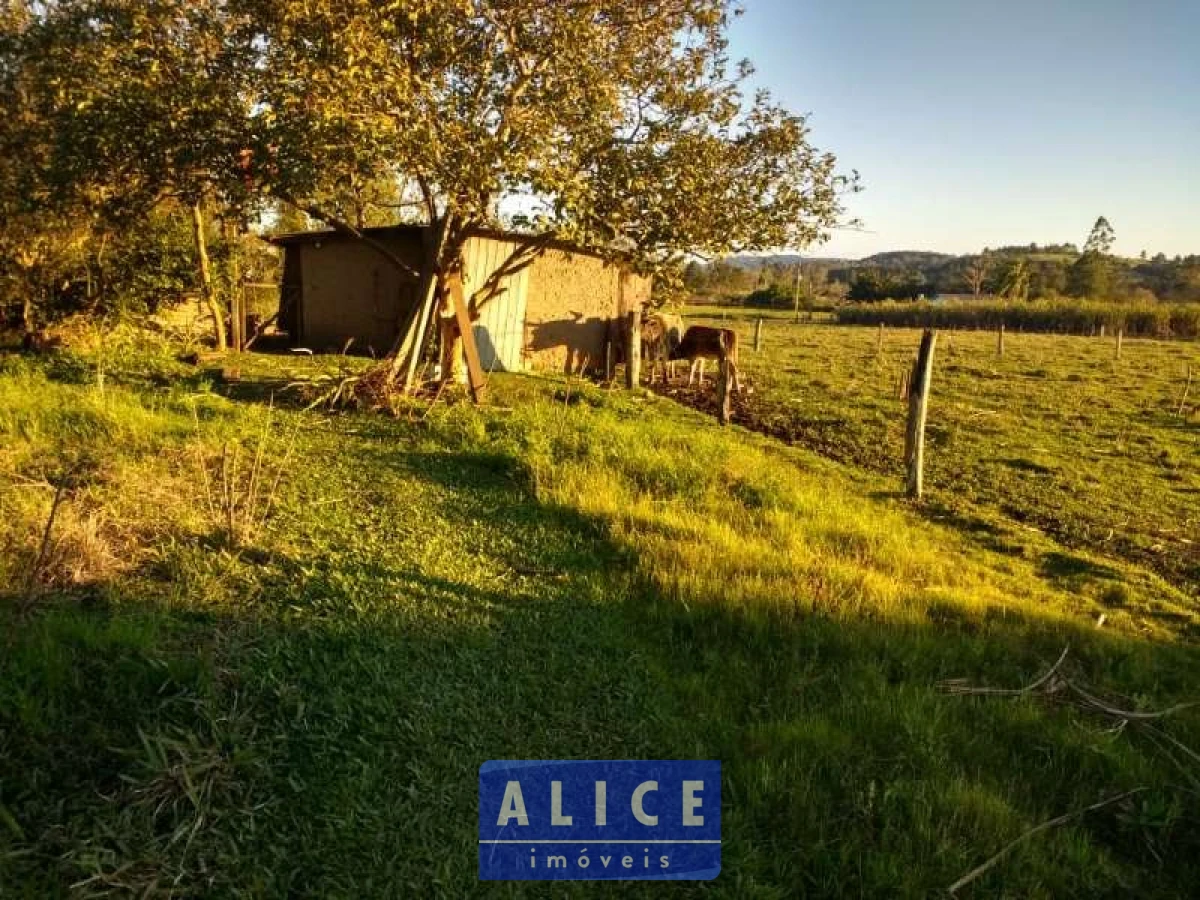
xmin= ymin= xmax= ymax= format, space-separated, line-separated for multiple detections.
xmin=743 ymin=284 xmax=793 ymax=309
xmin=835 ymin=299 xmax=1200 ymax=339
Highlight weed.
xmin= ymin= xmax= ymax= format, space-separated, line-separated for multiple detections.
xmin=192 ymin=403 xmax=296 ymax=550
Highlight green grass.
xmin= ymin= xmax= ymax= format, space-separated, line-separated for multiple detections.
xmin=682 ymin=317 xmax=1200 ymax=608
xmin=1 ymin=337 xmax=1199 ymax=897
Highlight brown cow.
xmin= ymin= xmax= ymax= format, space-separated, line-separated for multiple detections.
xmin=641 ymin=311 xmax=685 ymax=384
xmin=670 ymin=325 xmax=741 ymax=393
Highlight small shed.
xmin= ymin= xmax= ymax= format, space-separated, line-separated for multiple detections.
xmin=266 ymin=225 xmax=651 ymax=373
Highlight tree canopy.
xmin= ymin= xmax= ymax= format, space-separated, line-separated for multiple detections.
xmin=239 ymin=1 xmax=856 ymax=290
xmin=1069 ymin=216 xmax=1118 ymax=299
xmin=4 ymin=0 xmax=855 ymax=378
xmin=1083 ymin=216 xmax=1116 ymax=255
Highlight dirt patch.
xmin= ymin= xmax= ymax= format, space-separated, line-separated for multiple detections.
xmin=645 ymin=375 xmax=893 ymax=471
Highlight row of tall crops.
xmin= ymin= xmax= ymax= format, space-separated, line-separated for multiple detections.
xmin=835 ymin=300 xmax=1200 ymax=338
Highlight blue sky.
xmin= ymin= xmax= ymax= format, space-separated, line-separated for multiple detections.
xmin=726 ymin=1 xmax=1199 ymax=258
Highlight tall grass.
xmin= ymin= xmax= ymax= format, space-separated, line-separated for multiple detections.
xmin=427 ymin=392 xmax=1091 ymax=632
xmin=3 ymin=346 xmax=1200 ymax=895
xmin=836 ymin=299 xmax=1200 ymax=338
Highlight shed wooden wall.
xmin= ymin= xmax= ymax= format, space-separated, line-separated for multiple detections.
xmin=521 ymin=250 xmax=651 ymax=374
xmin=280 ymin=228 xmax=649 ymax=373
xmin=295 ymin=231 xmax=423 ymax=354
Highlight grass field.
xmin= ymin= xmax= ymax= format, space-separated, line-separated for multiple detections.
xmin=2 ymin=324 xmax=1199 ymax=897
xmin=678 ymin=312 xmax=1200 ymax=607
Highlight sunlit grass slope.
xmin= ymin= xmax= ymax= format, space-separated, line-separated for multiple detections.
xmin=685 ymin=314 xmax=1200 ymax=604
xmin=1 ymin=342 xmax=1198 ymax=897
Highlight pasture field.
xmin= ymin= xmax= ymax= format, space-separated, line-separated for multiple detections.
xmin=680 ymin=312 xmax=1200 ymax=613
xmin=2 ymin=326 xmax=1199 ymax=897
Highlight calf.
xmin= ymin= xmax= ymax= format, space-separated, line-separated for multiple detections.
xmin=641 ymin=311 xmax=685 ymax=384
xmin=670 ymin=325 xmax=741 ymax=393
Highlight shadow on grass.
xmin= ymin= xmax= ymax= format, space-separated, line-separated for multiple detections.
xmin=997 ymin=456 xmax=1056 ymax=476
xmin=6 ymin=382 xmax=1200 ymax=897
xmin=1039 ymin=550 xmax=1121 ymax=582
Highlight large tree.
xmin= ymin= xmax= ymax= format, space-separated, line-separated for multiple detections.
xmin=964 ymin=253 xmax=991 ymax=298
xmin=1068 ymin=216 xmax=1117 ymax=299
xmin=996 ymin=258 xmax=1030 ymax=302
xmin=0 ymin=1 xmax=96 ymax=335
xmin=1082 ymin=215 xmax=1115 ymax=255
xmin=8 ymin=1 xmax=854 ymax=385
xmin=6 ymin=0 xmax=260 ymax=348
xmin=241 ymin=0 xmax=855 ymax=387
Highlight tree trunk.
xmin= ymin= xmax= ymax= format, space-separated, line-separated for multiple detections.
xmin=439 ymin=313 xmax=468 ymax=385
xmin=191 ymin=201 xmax=225 ymax=351
xmin=225 ymin=219 xmax=244 ymax=352
xmin=386 ymin=217 xmax=547 ymax=391
xmin=624 ymin=274 xmax=641 ymax=389
xmin=21 ymin=292 xmax=34 ymax=337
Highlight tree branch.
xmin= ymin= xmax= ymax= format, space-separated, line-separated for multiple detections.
xmin=948 ymin=789 xmax=1147 ymax=895
xmin=468 ymin=232 xmax=555 ymax=313
xmin=273 ymin=190 xmax=421 ymax=280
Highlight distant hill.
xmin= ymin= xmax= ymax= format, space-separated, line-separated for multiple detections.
xmin=724 ymin=246 xmax=1078 ymax=270
xmin=687 ymin=244 xmax=1200 ymax=304
xmin=858 ymin=251 xmax=955 ymax=269
xmin=722 ymin=254 xmax=848 ymax=269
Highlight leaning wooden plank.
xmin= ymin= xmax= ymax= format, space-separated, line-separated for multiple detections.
xmin=448 ymin=271 xmax=487 ymax=403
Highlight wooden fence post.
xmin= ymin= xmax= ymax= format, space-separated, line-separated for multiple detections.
xmin=716 ymin=356 xmax=733 ymax=425
xmin=1178 ymin=364 xmax=1193 ymax=417
xmin=877 ymin=322 xmax=885 ymax=354
xmin=997 ymin=323 xmax=1004 ymax=357
xmin=754 ymin=317 xmax=763 ymax=353
xmin=230 ymin=279 xmax=244 ymax=353
xmin=604 ymin=337 xmax=614 ymax=383
xmin=229 ymin=285 xmax=242 ymax=352
xmin=625 ymin=306 xmax=642 ymax=389
xmin=904 ymin=329 xmax=937 ymax=500
xmin=1099 ymin=323 xmax=1106 ymax=338
xmin=1115 ymin=328 xmax=1123 ymax=360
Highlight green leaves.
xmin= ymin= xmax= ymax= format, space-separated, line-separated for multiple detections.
xmin=1084 ymin=216 xmax=1116 ymax=256
xmin=5 ymin=0 xmax=855 ymax=322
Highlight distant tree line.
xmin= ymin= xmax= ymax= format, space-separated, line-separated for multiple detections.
xmin=683 ymin=218 xmax=1200 ymax=306
xmin=681 ymin=258 xmax=848 ymax=309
